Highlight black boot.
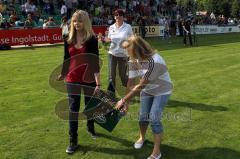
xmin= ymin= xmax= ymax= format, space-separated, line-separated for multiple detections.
xmin=107 ymin=80 xmax=115 ymax=98
xmin=66 ymin=136 xmax=79 ymax=154
xmin=87 ymin=120 xmax=97 ymax=139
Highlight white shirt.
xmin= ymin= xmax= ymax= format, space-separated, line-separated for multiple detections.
xmin=25 ymin=3 xmax=35 ymax=13
xmin=128 ymin=53 xmax=173 ymax=96
xmin=61 ymin=5 xmax=67 ymax=15
xmin=43 ymin=23 xmax=47 ymax=29
xmin=108 ymin=22 xmax=133 ymax=57
xmin=61 ymin=23 xmax=69 ymax=36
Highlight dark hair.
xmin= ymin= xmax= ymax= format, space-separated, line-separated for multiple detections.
xmin=113 ymin=9 xmax=125 ymax=16
xmin=61 ymin=15 xmax=67 ymax=22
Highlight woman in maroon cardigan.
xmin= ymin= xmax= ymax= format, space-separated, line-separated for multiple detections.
xmin=57 ymin=10 xmax=100 ymax=154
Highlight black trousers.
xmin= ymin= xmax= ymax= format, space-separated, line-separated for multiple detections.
xmin=107 ymin=54 xmax=128 ymax=95
xmin=140 ymin=26 xmax=146 ymax=38
xmin=67 ymin=82 xmax=96 ymax=138
xmin=183 ymin=32 xmax=193 ymax=46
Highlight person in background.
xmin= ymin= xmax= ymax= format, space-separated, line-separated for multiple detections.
xmin=104 ymin=9 xmax=133 ymax=96
xmin=115 ymin=35 xmax=172 ymax=159
xmin=65 ymin=0 xmax=73 ymax=20
xmin=177 ymin=17 xmax=184 ymax=37
xmin=0 ymin=12 xmax=3 ymax=24
xmin=46 ymin=16 xmax=56 ymax=28
xmin=0 ymin=1 xmax=6 ymax=13
xmin=138 ymin=16 xmax=146 ymax=39
xmin=57 ymin=10 xmax=100 ymax=154
xmin=182 ymin=18 xmax=193 ymax=46
xmin=24 ymin=14 xmax=35 ymax=29
xmin=5 ymin=2 xmax=15 ymax=16
xmin=163 ymin=17 xmax=170 ymax=41
xmin=9 ymin=15 xmax=16 ymax=27
xmin=15 ymin=15 xmax=24 ymax=27
xmin=170 ymin=18 xmax=176 ymax=37
xmin=60 ymin=15 xmax=69 ymax=60
xmin=0 ymin=18 xmax=10 ymax=29
xmin=97 ymin=32 xmax=104 ymax=49
xmin=24 ymin=0 xmax=36 ymax=15
xmin=60 ymin=1 xmax=67 ymax=17
xmin=42 ymin=19 xmax=47 ymax=29
xmin=72 ymin=0 xmax=78 ymax=12
xmin=43 ymin=0 xmax=51 ymax=15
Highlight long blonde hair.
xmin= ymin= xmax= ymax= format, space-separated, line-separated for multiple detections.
xmin=67 ymin=10 xmax=95 ymax=44
xmin=122 ymin=35 xmax=154 ymax=61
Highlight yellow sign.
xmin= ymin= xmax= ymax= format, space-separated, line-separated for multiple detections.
xmin=132 ymin=26 xmax=160 ymax=37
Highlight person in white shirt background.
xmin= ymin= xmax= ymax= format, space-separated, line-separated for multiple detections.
xmin=104 ymin=9 xmax=133 ymax=96
xmin=60 ymin=2 xmax=67 ymax=17
xmin=0 ymin=12 xmax=3 ymax=24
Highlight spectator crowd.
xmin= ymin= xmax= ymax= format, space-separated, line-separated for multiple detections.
xmin=0 ymin=0 xmax=240 ymax=30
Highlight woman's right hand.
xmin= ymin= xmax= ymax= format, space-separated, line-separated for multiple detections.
xmin=115 ymin=99 xmax=128 ymax=113
xmin=57 ymin=74 xmax=65 ymax=81
xmin=120 ymin=104 xmax=129 ymax=114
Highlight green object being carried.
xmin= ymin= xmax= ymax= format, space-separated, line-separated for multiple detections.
xmin=83 ymin=90 xmax=123 ymax=132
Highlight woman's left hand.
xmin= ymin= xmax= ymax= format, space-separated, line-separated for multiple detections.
xmin=94 ymin=85 xmax=100 ymax=95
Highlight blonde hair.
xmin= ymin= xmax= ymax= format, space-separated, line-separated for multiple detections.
xmin=67 ymin=10 xmax=95 ymax=44
xmin=122 ymin=35 xmax=153 ymax=61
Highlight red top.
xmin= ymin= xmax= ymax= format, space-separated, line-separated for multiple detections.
xmin=61 ymin=36 xmax=99 ymax=84
xmin=66 ymin=45 xmax=88 ymax=83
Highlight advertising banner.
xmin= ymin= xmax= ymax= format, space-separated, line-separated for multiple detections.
xmin=192 ymin=25 xmax=240 ymax=35
xmin=132 ymin=26 xmax=160 ymax=37
xmin=0 ymin=26 xmax=108 ymax=46
xmin=1 ymin=25 xmax=239 ymax=46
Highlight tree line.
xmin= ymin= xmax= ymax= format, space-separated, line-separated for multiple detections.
xmin=176 ymin=0 xmax=240 ymax=18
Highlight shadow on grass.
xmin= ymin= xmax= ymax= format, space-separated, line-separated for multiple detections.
xmin=76 ymin=133 xmax=239 ymax=159
xmin=0 ymin=43 xmax=63 ymax=54
xmin=77 ymin=133 xmax=151 ymax=159
xmin=148 ymin=33 xmax=240 ymax=51
xmin=162 ymin=145 xmax=240 ymax=159
xmin=167 ymin=100 xmax=228 ymax=112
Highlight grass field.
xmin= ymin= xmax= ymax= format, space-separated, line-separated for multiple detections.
xmin=0 ymin=33 xmax=240 ymax=159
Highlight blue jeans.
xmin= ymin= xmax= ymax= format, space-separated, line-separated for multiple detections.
xmin=139 ymin=92 xmax=170 ymax=134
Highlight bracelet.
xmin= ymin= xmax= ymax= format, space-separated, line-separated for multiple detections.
xmin=96 ymin=84 xmax=101 ymax=86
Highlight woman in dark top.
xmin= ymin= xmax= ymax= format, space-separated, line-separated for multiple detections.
xmin=57 ymin=10 xmax=100 ymax=154
xmin=182 ymin=19 xmax=193 ymax=46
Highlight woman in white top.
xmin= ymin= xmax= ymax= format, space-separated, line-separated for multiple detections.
xmin=105 ymin=9 xmax=133 ymax=96
xmin=115 ymin=35 xmax=173 ymax=159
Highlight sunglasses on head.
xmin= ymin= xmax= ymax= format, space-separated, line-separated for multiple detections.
xmin=114 ymin=14 xmax=123 ymax=16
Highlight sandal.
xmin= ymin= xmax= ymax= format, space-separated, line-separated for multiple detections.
xmin=147 ymin=153 xmax=161 ymax=159
xmin=133 ymin=139 xmax=145 ymax=149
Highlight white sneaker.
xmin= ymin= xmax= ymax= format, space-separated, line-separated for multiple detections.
xmin=147 ymin=153 xmax=161 ymax=159
xmin=134 ymin=139 xmax=145 ymax=149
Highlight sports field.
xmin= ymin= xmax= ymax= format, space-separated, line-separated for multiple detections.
xmin=0 ymin=33 xmax=240 ymax=159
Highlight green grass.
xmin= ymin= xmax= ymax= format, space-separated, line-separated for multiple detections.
xmin=0 ymin=33 xmax=240 ymax=159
